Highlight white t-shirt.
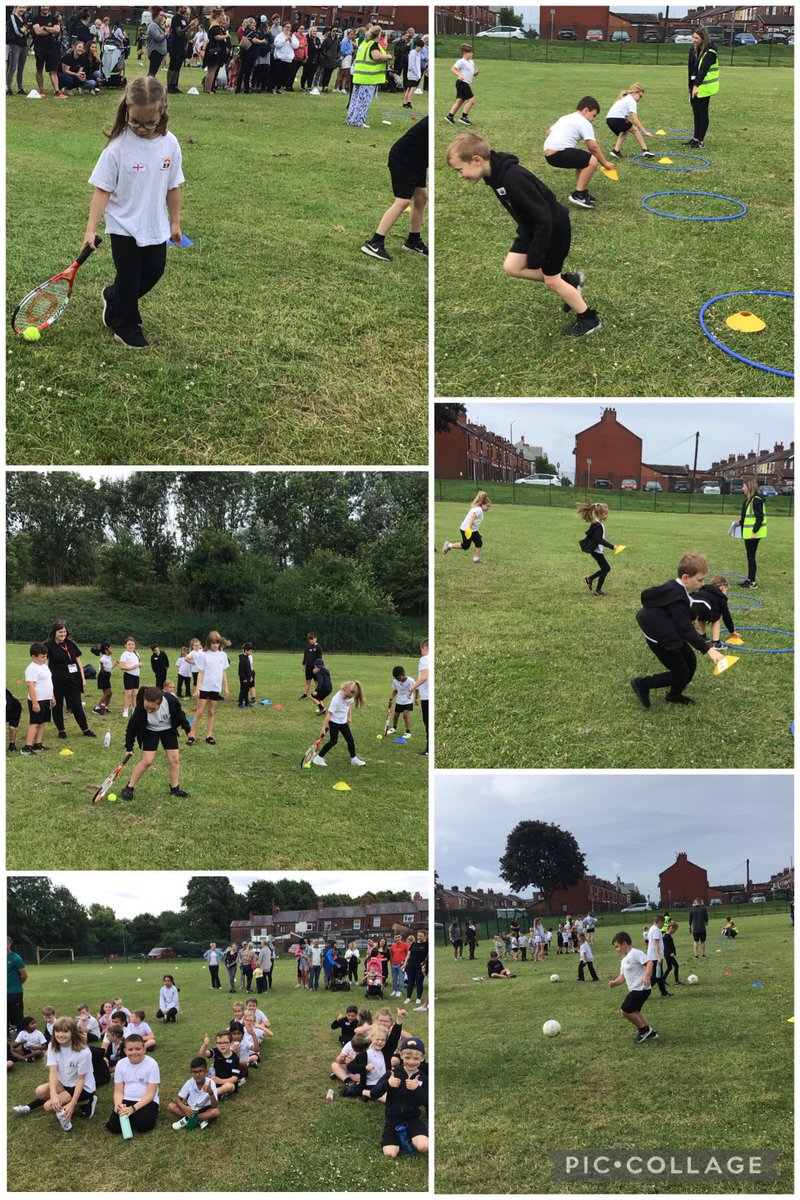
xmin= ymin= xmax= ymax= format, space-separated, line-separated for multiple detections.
xmin=119 ymin=650 xmax=140 ymax=678
xmin=25 ymin=661 xmax=53 ymax=701
xmin=15 ymin=1029 xmax=47 ymax=1050
xmin=47 ymin=1042 xmax=96 ymax=1091
xmin=197 ymin=649 xmax=229 ymax=694
xmin=416 ymin=654 xmax=429 ymax=701
xmin=454 ymin=56 xmax=475 ymax=84
xmin=114 ymin=1054 xmax=160 ymax=1103
xmin=646 ymin=925 xmax=664 ymax=962
xmin=273 ymin=30 xmax=299 ymax=61
xmin=607 ymin=93 xmax=638 ymax=121
xmin=460 ymin=505 xmax=484 ymax=533
xmin=177 ymin=655 xmax=193 ymax=678
xmin=248 ymin=1007 xmax=267 ymax=1025
xmin=235 ymin=1031 xmax=255 ymax=1063
xmin=100 ymin=654 xmax=113 ymax=675
xmin=620 ymin=947 xmax=650 ymax=991
xmin=159 ymin=985 xmax=180 ymax=1012
xmin=178 ymin=1075 xmax=217 ymax=1110
xmin=579 ymin=942 xmax=594 ymax=963
xmin=518 ymin=934 xmax=527 ymax=948
xmin=544 ymin=111 xmax=595 ymax=153
xmin=392 ymin=676 xmax=416 ymax=704
xmin=328 ymin=690 xmax=354 ymax=724
xmin=146 ymin=698 xmax=172 ymax=732
xmin=124 ymin=1020 xmax=153 ymax=1038
xmin=78 ymin=1015 xmax=101 ymax=1039
xmin=88 ymin=128 xmax=185 ymax=248
xmin=366 ymin=1046 xmax=387 ymax=1077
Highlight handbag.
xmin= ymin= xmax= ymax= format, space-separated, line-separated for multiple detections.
xmin=239 ymin=34 xmax=251 ymax=50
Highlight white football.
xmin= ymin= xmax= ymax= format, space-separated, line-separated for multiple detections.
xmin=542 ymin=1019 xmax=561 ymax=1038
xmin=550 ymin=974 xmax=560 ymax=983
xmin=687 ymin=974 xmax=699 ymax=985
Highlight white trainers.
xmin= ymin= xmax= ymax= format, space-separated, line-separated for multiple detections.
xmin=172 ymin=1116 xmax=189 ymax=1129
xmin=310 ymin=87 xmax=320 ymax=95
xmin=350 ymin=756 xmax=366 ymax=766
xmin=473 ymin=556 xmax=482 ymax=563
xmin=13 ymin=1105 xmax=31 ymax=1116
xmin=441 ymin=540 xmax=451 ymax=555
xmin=402 ymin=732 xmax=412 ymax=739
xmin=388 ymin=727 xmax=396 ymax=734
xmin=122 ymin=708 xmax=129 ymax=717
xmin=311 ymin=754 xmax=327 ymax=767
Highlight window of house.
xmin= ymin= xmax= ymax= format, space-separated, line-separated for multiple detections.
xmin=324 ymin=921 xmax=332 ymax=931
xmin=353 ymin=919 xmax=361 ymax=929
xmin=372 ymin=917 xmax=381 ymax=928
xmin=403 ymin=914 xmax=414 ymax=924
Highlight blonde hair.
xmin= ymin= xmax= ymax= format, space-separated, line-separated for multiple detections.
xmin=472 ymin=490 xmax=491 ymax=507
xmin=367 ymin=24 xmax=382 ymax=41
xmin=205 ymin=630 xmax=232 ymax=650
xmin=616 ymin=82 xmax=644 ymax=101
xmin=677 ymin=552 xmax=708 ymax=577
xmin=446 ymin=132 xmax=491 ymax=165
xmin=576 ymin=501 xmax=608 ymax=522
xmin=340 ymin=681 xmax=366 ymax=708
xmin=105 ymin=76 xmax=168 ymax=141
xmin=53 ymin=1016 xmax=87 ymax=1051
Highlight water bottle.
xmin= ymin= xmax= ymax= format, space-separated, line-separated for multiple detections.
xmin=325 ymin=1087 xmax=334 ymax=1102
xmin=396 ymin=1122 xmax=415 ymax=1155
xmin=103 ymin=730 xmax=111 ymax=748
xmin=119 ymin=1113 xmax=133 ymax=1139
xmin=56 ymin=1109 xmax=72 ymax=1132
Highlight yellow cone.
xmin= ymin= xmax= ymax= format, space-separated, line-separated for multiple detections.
xmin=714 ymin=655 xmax=740 ymax=676
xmin=601 ymin=166 xmax=619 ymax=181
xmin=58 ymin=747 xmax=74 ymax=756
xmin=726 ymin=311 xmax=766 ymax=333
xmin=788 ymin=1017 xmax=795 ymax=1023
xmin=726 ymin=633 xmax=745 ymax=646
xmin=614 ymin=545 xmax=627 ymax=555
xmin=655 ymin=128 xmax=667 ymax=135
xmin=332 ymin=781 xmax=352 ymax=791
xmin=658 ymin=156 xmax=673 ymax=165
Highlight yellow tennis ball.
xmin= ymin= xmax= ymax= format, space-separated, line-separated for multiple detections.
xmin=23 ymin=326 xmax=41 ymax=341
xmin=107 ymin=792 xmax=117 ymax=802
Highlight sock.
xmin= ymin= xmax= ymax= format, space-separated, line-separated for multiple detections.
xmin=8 ymin=741 xmax=15 ymax=750
xmin=28 ymin=1097 xmax=46 ymax=1110
xmin=407 ymin=231 xmax=421 ymax=243
xmin=372 ymin=232 xmax=385 ymax=244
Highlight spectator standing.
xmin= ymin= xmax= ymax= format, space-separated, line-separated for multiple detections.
xmin=204 ymin=942 xmax=223 ymax=989
xmin=347 ymin=26 xmax=389 ymax=127
xmin=146 ymin=7 xmax=168 ymax=77
xmin=6 ymin=7 xmax=29 ymax=96
xmin=224 ymin=942 xmax=239 ymax=993
xmin=167 ymin=7 xmax=197 ymax=94
xmin=301 ymin=26 xmax=320 ymax=91
xmin=7 ymin=937 xmax=27 ymax=1035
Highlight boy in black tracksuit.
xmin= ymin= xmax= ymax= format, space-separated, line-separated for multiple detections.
xmin=366 ymin=1037 xmax=429 ymax=1157
xmin=121 ymin=686 xmax=192 ymax=801
xmin=238 ymin=644 xmax=255 ymax=708
xmin=300 ymin=633 xmax=322 ymax=699
xmin=691 ymin=575 xmax=735 ymax=649
xmin=445 ymin=131 xmax=601 ymax=337
xmin=311 ymin=658 xmax=332 ymax=716
xmin=631 ymin=553 xmax=725 ymax=708
xmin=150 ymin=646 xmax=169 ymax=689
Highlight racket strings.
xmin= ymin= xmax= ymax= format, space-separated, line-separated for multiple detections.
xmin=17 ymin=279 xmax=71 ymax=330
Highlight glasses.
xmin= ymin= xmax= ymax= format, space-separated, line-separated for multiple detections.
xmin=128 ymin=118 xmax=160 ymax=131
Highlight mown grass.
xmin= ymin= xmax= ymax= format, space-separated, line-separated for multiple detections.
xmin=7 ymin=958 xmax=429 ymax=1191
xmin=434 ymin=503 xmax=794 ymax=768
xmin=433 ymin=61 xmax=793 ymax=398
xmin=6 ymin=59 xmax=428 ymax=466
xmin=434 ymin=912 xmax=793 ymax=1193
xmin=6 ymin=646 xmax=428 ymax=869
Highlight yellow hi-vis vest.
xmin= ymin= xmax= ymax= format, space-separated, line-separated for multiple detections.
xmin=696 ymin=48 xmax=720 ymax=98
xmin=353 ymin=37 xmax=386 ymax=86
xmin=742 ymin=495 xmax=767 ymax=539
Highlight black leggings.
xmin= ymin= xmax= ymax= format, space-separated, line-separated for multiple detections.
xmin=108 ymin=235 xmax=167 ymax=336
xmin=347 ymin=957 xmax=358 ymax=982
xmin=177 ymin=676 xmax=191 ymax=697
xmin=301 ymin=59 xmax=316 ymax=88
xmin=238 ymin=681 xmax=251 ymax=704
xmin=106 ymin=1099 xmax=159 ymax=1134
xmin=420 ymin=698 xmax=428 ymax=751
xmin=744 ymin=538 xmax=760 ymax=583
xmin=663 ymin=952 xmax=680 ymax=984
xmin=319 ymin=721 xmax=355 ymax=758
xmin=167 ymin=43 xmax=186 ymax=88
xmin=147 ymin=50 xmax=164 ymax=77
xmin=586 ymin=551 xmax=611 ymax=591
xmin=640 ymin=641 xmax=697 ymax=698
xmin=52 ymin=683 xmax=89 ymax=733
xmin=404 ymin=962 xmax=425 ymax=1001
xmin=235 ymin=48 xmax=254 ymax=91
xmin=690 ymin=93 xmax=710 ymax=141
xmin=578 ymin=960 xmax=599 ymax=981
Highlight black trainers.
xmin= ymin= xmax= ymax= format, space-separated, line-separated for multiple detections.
xmin=569 ymin=191 xmax=595 ymax=210
xmin=205 ymin=736 xmax=217 ymax=745
xmin=583 ymin=575 xmax=593 ymax=591
xmin=58 ymin=730 xmax=68 ymax=740
xmin=458 ymin=114 xmax=472 ymax=125
xmin=563 ymin=309 xmax=601 ymax=337
xmin=585 ymin=192 xmax=598 ymax=204
xmin=641 ymin=150 xmax=655 ymax=158
xmin=20 ymin=745 xmax=35 ymax=756
xmin=630 ymin=678 xmax=651 ymax=709
xmin=684 ymin=138 xmax=701 ymax=147
xmin=562 ymin=270 xmax=586 ymax=311
xmin=610 ymin=147 xmax=624 ymax=160
xmin=403 ymin=238 xmax=428 ymax=255
xmin=444 ymin=113 xmax=454 ymax=124
xmin=83 ymin=728 xmax=97 ymax=738
xmin=640 ymin=1027 xmax=659 ymax=1042
xmin=666 ymin=694 xmax=695 ymax=705
xmin=8 ymin=743 xmax=17 ymax=753
xmin=114 ymin=326 xmax=150 ymax=349
xmin=33 ymin=743 xmax=48 ymax=751
xmin=101 ymin=286 xmax=115 ymax=329
xmin=121 ymin=785 xmax=135 ymax=801
xmin=361 ymin=239 xmax=392 ymax=262
xmin=170 ymin=785 xmax=190 ymax=797
xmin=712 ymin=640 xmax=723 ymax=649
xmin=635 ymin=1026 xmax=651 ymax=1043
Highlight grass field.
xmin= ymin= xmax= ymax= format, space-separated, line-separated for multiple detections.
xmin=6 ymin=957 xmax=429 ymax=1192
xmin=6 ymin=646 xmax=428 ymax=869
xmin=6 ymin=59 xmax=428 ymax=466
xmin=434 ymin=912 xmax=793 ymax=1193
xmin=434 ymin=503 xmax=794 ymax=768
xmin=433 ymin=61 xmax=793 ymax=398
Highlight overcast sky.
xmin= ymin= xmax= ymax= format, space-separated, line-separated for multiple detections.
xmin=33 ymin=873 xmax=427 ymax=918
xmin=519 ymin=6 xmax=691 ymax=31
xmin=460 ymin=402 xmax=794 ymax=478
xmin=436 ymin=775 xmax=793 ymax=900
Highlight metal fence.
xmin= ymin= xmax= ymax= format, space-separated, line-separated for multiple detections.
xmin=435 ymin=34 xmax=794 ymax=68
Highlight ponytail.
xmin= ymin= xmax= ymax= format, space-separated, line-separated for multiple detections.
xmin=576 ymin=501 xmax=606 ymax=523
xmin=471 ymin=490 xmax=490 ymax=507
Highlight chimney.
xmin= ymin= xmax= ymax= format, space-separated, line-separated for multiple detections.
xmin=737 ymin=454 xmax=745 ymax=462
xmin=774 ymin=442 xmax=784 ymax=454
xmin=488 ymin=888 xmax=494 ymax=896
xmin=271 ymin=902 xmax=280 ymax=917
xmin=728 ymin=454 xmax=735 ymax=464
xmin=451 ymin=885 xmax=459 ymax=892
xmin=464 ymin=886 xmax=473 ymax=894
xmin=363 ymin=894 xmax=372 ymax=908
xmin=412 ymin=891 xmax=421 ymax=902
xmin=477 ymin=888 xmax=484 ymax=896
xmin=677 ymin=852 xmax=688 ymax=862
xmin=602 ymin=407 xmax=617 ymax=422
xmin=317 ymin=900 xmax=324 ymax=912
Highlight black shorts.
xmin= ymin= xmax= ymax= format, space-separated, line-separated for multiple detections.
xmin=382 ymin=1115 xmax=427 ymax=1148
xmin=304 ymin=667 xmax=316 ymax=681
xmin=389 ymin=158 xmax=426 ymax=201
xmin=510 ymin=216 xmax=571 ymax=278
xmin=312 ymin=687 xmax=331 ymax=703
xmin=545 ymin=147 xmax=592 ymax=170
xmin=97 ymin=671 xmax=111 ymax=690
xmin=35 ymin=45 xmax=61 ymax=73
xmin=460 ymin=529 xmax=483 ymax=550
xmin=27 ymin=700 xmax=52 ymax=725
xmin=62 ymin=1083 xmax=96 ymax=1103
xmin=394 ymin=702 xmax=413 ymax=713
xmin=403 ymin=68 xmax=419 ymax=89
xmin=199 ymin=689 xmax=222 ymax=701
xmin=451 ymin=938 xmax=463 ymax=949
xmin=606 ymin=117 xmax=633 ymax=134
xmin=455 ymin=79 xmax=473 ymax=101
xmin=141 ymin=727 xmax=179 ymax=752
xmin=621 ymin=987 xmax=651 ymax=1014
xmin=123 ymin=672 xmax=140 ymax=690
xmin=692 ymin=928 xmax=707 ymax=943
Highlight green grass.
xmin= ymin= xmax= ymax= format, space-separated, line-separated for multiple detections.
xmin=6 ymin=59 xmax=428 ymax=466
xmin=434 ymin=913 xmax=793 ymax=1193
xmin=6 ymin=645 xmax=428 ymax=869
xmin=434 ymin=60 xmax=793 ymax=398
xmin=434 ymin=503 xmax=794 ymax=768
xmin=7 ymin=958 xmax=428 ymax=1191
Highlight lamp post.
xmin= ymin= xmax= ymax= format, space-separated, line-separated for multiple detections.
xmin=510 ymin=421 xmax=515 ymax=484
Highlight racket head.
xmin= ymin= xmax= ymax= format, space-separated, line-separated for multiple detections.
xmin=11 ymin=237 xmax=101 ymax=333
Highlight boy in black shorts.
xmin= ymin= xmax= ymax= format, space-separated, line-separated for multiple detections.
xmin=311 ymin=657 xmax=332 ymax=716
xmin=608 ymin=932 xmax=657 ymax=1043
xmin=365 ymin=1037 xmax=429 ymax=1157
xmin=446 ymin=132 xmax=601 ymax=337
xmin=362 ymin=117 xmax=428 ymax=262
xmin=300 ymin=632 xmax=321 ymax=700
xmin=121 ymin=686 xmax=191 ymax=802
xmin=445 ymin=44 xmax=477 ymax=126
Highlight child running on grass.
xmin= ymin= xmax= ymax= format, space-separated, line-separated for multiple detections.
xmin=121 ymin=685 xmax=191 ymax=802
xmin=691 ymin=574 xmax=736 ymax=649
xmin=21 ymin=642 xmax=55 ymax=756
xmin=577 ymin=500 xmax=616 ymax=596
xmin=441 ymin=489 xmax=491 ymax=562
xmin=361 ymin=116 xmax=428 ymax=261
xmin=608 ymin=931 xmax=657 ymax=1043
xmin=543 ymin=96 xmax=617 ymax=210
xmin=631 ymin=552 xmax=725 ymax=709
xmin=117 ymin=636 xmax=142 ymax=718
xmin=606 ymin=83 xmax=655 ymax=160
xmin=91 ymin=642 xmax=114 ymax=714
xmin=188 ymin=631 xmax=230 ymax=746
xmin=312 ymin=681 xmax=366 ymax=767
xmin=85 ymin=75 xmax=184 ymax=349
xmin=444 ymin=43 xmax=477 ymax=126
xmin=168 ymin=1058 xmax=220 ymax=1130
xmin=446 ymin=134 xmax=601 ymax=336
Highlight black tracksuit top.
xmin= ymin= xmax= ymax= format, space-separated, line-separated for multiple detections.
xmin=636 ymin=580 xmax=710 ymax=653
xmin=484 ymin=150 xmax=569 ymax=270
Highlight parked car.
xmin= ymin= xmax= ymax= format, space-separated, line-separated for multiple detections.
xmin=760 ymin=31 xmax=788 ymax=43
xmin=610 ymin=30 xmax=631 ymax=42
xmin=788 ymin=36 xmax=794 ymax=45
xmin=672 ymin=900 xmax=687 ymax=908
xmin=640 ymin=29 xmax=661 ymax=42
xmin=759 ymin=484 xmax=778 ymax=497
xmin=594 ymin=478 xmax=612 ymax=489
xmin=585 ymin=28 xmax=604 ymax=41
xmin=725 ymin=478 xmax=745 ymax=494
xmin=733 ymin=31 xmax=757 ymax=45
xmin=729 ymin=894 xmax=744 ymax=904
xmin=620 ymin=478 xmax=638 ymax=490
xmin=700 ymin=482 xmax=721 ymax=495
xmin=147 ymin=946 xmax=176 ymax=960
xmin=518 ymin=472 xmax=561 ymax=486
xmin=477 ymin=25 xmax=526 ymax=39
xmin=621 ymin=902 xmax=652 ymax=913
xmin=709 ymin=898 xmax=723 ymax=906
xmin=705 ymin=25 xmax=727 ymax=44
xmin=644 ymin=481 xmax=663 ymax=492
xmin=557 ymin=29 xmax=577 ymax=40
xmin=671 ymin=29 xmax=694 ymax=43
xmin=671 ymin=480 xmax=691 ymax=493
xmin=750 ymin=894 xmax=766 ymax=903
xmin=779 ymin=484 xmax=794 ymax=495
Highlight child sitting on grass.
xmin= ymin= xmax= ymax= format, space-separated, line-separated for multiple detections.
xmin=168 ymin=1057 xmax=220 ymax=1130
xmin=124 ymin=1010 xmax=156 ymax=1052
xmin=199 ymin=1031 xmax=243 ymax=1097
xmin=364 ymin=1037 xmax=429 ymax=1157
xmin=76 ymin=1005 xmax=102 ymax=1043
xmin=11 ymin=1017 xmax=47 ymax=1063
xmin=101 ymin=1022 xmax=126 ymax=1069
xmin=105 ymin=1033 xmax=159 ymax=1135
xmin=13 ymin=1017 xmax=96 ymax=1125
xmin=487 ymin=950 xmax=516 ymax=978
xmin=331 ymin=1004 xmax=359 ymax=1046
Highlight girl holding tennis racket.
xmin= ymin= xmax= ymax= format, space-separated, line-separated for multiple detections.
xmin=577 ymin=500 xmax=616 ymax=596
xmin=441 ymin=491 xmax=491 ymax=563
xmin=311 ymin=681 xmax=366 ymax=767
xmin=83 ymin=75 xmax=184 ymax=349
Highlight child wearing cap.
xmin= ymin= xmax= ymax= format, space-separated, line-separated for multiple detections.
xmin=365 ymin=1036 xmax=429 ymax=1157
xmin=310 ymin=658 xmax=332 ymax=716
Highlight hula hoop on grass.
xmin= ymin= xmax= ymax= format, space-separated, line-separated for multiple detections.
xmin=722 ymin=626 xmax=794 ymax=654
xmin=641 ymin=191 xmax=747 ymax=221
xmin=707 ymin=569 xmax=748 ymax=582
xmin=699 ymin=290 xmax=794 ymax=379
xmin=632 ymin=152 xmax=710 ymax=170
xmin=652 ymin=128 xmax=692 ymax=135
xmin=727 ymin=591 xmax=764 ymax=611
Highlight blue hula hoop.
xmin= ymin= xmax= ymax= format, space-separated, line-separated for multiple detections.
xmin=641 ymin=191 xmax=747 ymax=221
xmin=727 ymin=591 xmax=764 ymax=611
xmin=699 ymin=290 xmax=794 ymax=379
xmin=722 ymin=626 xmax=794 ymax=654
xmin=707 ymin=569 xmax=748 ymax=582
xmin=652 ymin=128 xmax=692 ymax=135
xmin=633 ymin=152 xmax=710 ymax=170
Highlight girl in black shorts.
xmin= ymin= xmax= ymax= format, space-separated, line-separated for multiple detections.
xmin=441 ymin=491 xmax=491 ymax=563
xmin=121 ymin=686 xmax=192 ymax=801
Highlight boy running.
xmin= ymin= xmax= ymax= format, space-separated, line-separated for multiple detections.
xmin=445 ymin=44 xmax=477 ymax=126
xmin=608 ymin=931 xmax=657 ymax=1043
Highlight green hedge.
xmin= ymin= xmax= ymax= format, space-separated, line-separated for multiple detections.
xmin=435 ymin=34 xmax=794 ymax=68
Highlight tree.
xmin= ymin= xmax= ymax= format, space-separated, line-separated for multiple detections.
xmin=534 ymin=454 xmax=558 ymax=475
xmin=499 ymin=821 xmax=586 ymax=910
xmin=267 ymin=879 xmax=319 ymax=911
xmin=86 ymin=904 xmax=122 ymax=951
xmin=181 ymin=877 xmax=241 ymax=939
xmin=6 ymin=474 xmax=106 ymax=586
xmin=129 ymin=913 xmax=162 ymax=949
xmin=434 ymin=404 xmax=466 ymax=434
xmin=96 ymin=535 xmax=157 ymax=597
xmin=498 ymin=7 xmax=523 ymax=28
xmin=180 ymin=532 xmax=261 ymax=611
xmin=629 ymin=889 xmax=646 ymax=904
xmin=7 ymin=876 xmax=89 ymax=945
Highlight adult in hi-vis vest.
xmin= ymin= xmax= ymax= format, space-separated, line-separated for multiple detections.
xmin=736 ymin=476 xmax=767 ymax=589
xmin=686 ymin=27 xmax=718 ymax=149
xmin=347 ymin=25 xmax=389 ymax=128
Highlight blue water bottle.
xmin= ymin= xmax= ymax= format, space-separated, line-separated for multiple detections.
xmin=396 ymin=1122 xmax=416 ymax=1155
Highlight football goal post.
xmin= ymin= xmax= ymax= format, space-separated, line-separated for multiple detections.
xmin=36 ymin=947 xmax=75 ymax=965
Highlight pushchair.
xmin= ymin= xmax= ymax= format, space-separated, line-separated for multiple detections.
xmin=100 ymin=33 xmax=127 ymax=87
xmin=329 ymin=962 xmax=350 ymax=993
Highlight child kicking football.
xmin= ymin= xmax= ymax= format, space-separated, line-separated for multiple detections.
xmin=446 ymin=133 xmax=601 ymax=337
xmin=441 ymin=490 xmax=490 ymax=562
xmin=609 ymin=931 xmax=657 ymax=1043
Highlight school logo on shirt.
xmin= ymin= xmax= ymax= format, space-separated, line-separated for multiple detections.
xmin=161 ymin=157 xmax=172 ymax=170
xmin=496 ymin=187 xmax=507 ymax=195
xmin=131 ymin=163 xmax=146 ymax=173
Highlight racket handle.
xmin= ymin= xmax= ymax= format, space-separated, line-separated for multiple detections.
xmin=76 ymin=236 xmax=102 ymax=265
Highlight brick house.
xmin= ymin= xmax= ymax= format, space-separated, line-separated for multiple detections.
xmin=436 ymin=408 xmax=531 ymax=482
xmin=536 ymin=874 xmax=628 ymax=914
xmin=573 ymin=407 xmax=642 ymax=489
xmin=434 ymin=882 xmax=532 ymax=911
xmin=434 ymin=5 xmax=497 ymax=35
xmin=710 ymin=442 xmax=794 ymax=489
xmin=658 ymin=852 xmax=728 ymax=905
xmin=230 ymin=894 xmax=428 ymax=944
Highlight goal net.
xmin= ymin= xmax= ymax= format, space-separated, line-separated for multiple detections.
xmin=36 ymin=947 xmax=75 ymax=965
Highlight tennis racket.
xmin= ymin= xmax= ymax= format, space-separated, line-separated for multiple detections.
xmin=301 ymin=726 xmax=326 ymax=767
xmin=90 ymin=750 xmax=132 ymax=806
xmin=382 ymin=698 xmax=394 ymax=738
xmin=12 ymin=236 xmax=102 ymax=335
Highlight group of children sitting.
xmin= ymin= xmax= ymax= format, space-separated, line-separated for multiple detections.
xmin=328 ymin=1004 xmax=428 ymax=1157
